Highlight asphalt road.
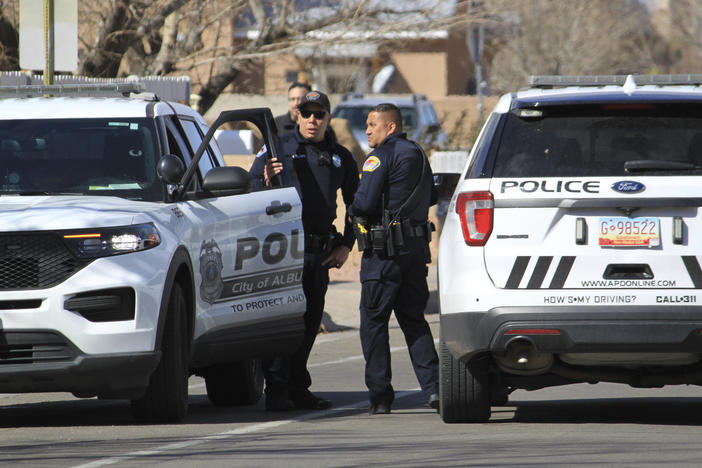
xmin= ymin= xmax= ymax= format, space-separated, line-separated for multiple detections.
xmin=4 ymin=316 xmax=702 ymax=467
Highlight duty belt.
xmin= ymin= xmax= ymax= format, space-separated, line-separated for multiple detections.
xmin=305 ymin=233 xmax=333 ymax=251
xmin=402 ymin=222 xmax=428 ymax=238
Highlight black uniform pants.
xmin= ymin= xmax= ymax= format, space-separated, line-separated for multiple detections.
xmin=264 ymin=249 xmax=329 ymax=397
xmin=359 ymin=241 xmax=439 ymax=405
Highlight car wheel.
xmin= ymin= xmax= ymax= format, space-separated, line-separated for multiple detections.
xmin=205 ymin=358 xmax=264 ymax=406
xmin=439 ymin=340 xmax=491 ymax=423
xmin=131 ymin=282 xmax=189 ymax=423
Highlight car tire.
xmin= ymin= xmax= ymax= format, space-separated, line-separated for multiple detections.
xmin=439 ymin=340 xmax=491 ymax=423
xmin=131 ymin=282 xmax=189 ymax=423
xmin=205 ymin=358 xmax=264 ymax=406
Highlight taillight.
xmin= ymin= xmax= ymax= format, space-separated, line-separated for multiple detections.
xmin=456 ymin=191 xmax=493 ymax=246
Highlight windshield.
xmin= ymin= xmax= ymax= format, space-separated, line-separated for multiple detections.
xmin=493 ymin=104 xmax=702 ymax=177
xmin=333 ymin=105 xmax=418 ymax=133
xmin=0 ymin=118 xmax=162 ymax=201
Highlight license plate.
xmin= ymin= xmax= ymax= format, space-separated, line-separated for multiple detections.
xmin=598 ymin=217 xmax=660 ymax=247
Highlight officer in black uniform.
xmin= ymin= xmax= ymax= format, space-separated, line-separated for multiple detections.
xmin=250 ymin=90 xmax=359 ymax=411
xmin=274 ymin=82 xmax=311 ymax=135
xmin=348 ymin=103 xmax=439 ymax=415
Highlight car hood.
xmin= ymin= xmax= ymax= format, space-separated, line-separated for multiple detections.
xmin=0 ymin=195 xmax=161 ymax=231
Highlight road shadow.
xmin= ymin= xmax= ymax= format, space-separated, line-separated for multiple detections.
xmin=502 ymin=396 xmax=702 ymax=426
xmin=0 ymin=390 xmax=378 ymax=428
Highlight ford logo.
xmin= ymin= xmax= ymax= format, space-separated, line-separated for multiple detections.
xmin=611 ymin=180 xmax=645 ymax=194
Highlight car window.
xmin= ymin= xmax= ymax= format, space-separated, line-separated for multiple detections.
xmin=0 ymin=118 xmax=162 ymax=201
xmin=198 ymin=121 xmax=225 ymax=166
xmin=180 ymin=118 xmax=215 ymax=177
xmin=164 ymin=118 xmax=201 ymax=192
xmin=466 ymin=112 xmax=500 ymax=179
xmin=398 ymin=106 xmax=417 ymax=132
xmin=333 ymin=106 xmax=369 ymax=131
xmin=492 ymin=104 xmax=702 ymax=177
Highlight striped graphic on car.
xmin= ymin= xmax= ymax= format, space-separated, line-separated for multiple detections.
xmin=503 ymin=256 xmax=574 ymax=289
xmin=505 ymin=255 xmax=702 ymax=289
xmin=682 ymin=256 xmax=702 ymax=289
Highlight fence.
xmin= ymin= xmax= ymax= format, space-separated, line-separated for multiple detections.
xmin=0 ymin=72 xmax=191 ymax=103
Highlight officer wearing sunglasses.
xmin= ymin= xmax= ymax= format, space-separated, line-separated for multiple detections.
xmin=250 ymin=90 xmax=359 ymax=412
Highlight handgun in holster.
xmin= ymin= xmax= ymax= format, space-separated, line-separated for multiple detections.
xmin=353 ymin=217 xmax=371 ymax=251
xmin=382 ymin=210 xmax=395 ymax=257
xmin=426 ymin=220 xmax=436 ymax=243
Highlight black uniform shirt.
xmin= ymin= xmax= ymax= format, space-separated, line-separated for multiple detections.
xmin=349 ymin=132 xmax=434 ymax=225
xmin=250 ymin=127 xmax=359 ymax=249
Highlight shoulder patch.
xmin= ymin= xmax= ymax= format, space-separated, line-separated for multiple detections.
xmin=255 ymin=144 xmax=267 ymax=158
xmin=363 ymin=155 xmax=381 ymax=172
xmin=332 ymin=154 xmax=341 ymax=168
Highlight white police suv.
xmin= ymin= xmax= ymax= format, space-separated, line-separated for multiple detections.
xmin=0 ymin=83 xmax=305 ymax=423
xmin=439 ymin=75 xmax=702 ymax=422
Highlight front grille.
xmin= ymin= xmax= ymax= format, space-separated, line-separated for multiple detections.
xmin=0 ymin=233 xmax=90 ymax=289
xmin=0 ymin=331 xmax=78 ymax=365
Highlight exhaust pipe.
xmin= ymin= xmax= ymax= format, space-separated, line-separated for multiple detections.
xmin=496 ymin=339 xmax=554 ymax=376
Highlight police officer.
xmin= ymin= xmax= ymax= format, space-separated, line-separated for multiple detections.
xmin=274 ymin=82 xmax=311 ymax=135
xmin=251 ymin=90 xmax=359 ymax=411
xmin=348 ymin=103 xmax=439 ymax=415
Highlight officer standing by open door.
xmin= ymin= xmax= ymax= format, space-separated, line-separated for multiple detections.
xmin=250 ymin=90 xmax=359 ymax=411
xmin=349 ymin=103 xmax=439 ymax=415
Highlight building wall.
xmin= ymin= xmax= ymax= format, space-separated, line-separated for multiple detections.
xmin=390 ymin=52 xmax=447 ymax=97
xmin=263 ymin=54 xmax=312 ymax=94
xmin=259 ymin=34 xmax=474 ymax=98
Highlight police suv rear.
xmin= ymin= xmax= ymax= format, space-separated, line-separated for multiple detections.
xmin=439 ymin=75 xmax=702 ymax=422
xmin=0 ymin=83 xmax=305 ymax=423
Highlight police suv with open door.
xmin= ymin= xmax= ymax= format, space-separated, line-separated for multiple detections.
xmin=439 ymin=75 xmax=702 ymax=422
xmin=0 ymin=83 xmax=305 ymax=423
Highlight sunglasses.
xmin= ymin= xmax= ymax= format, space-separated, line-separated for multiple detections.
xmin=299 ymin=109 xmax=327 ymax=119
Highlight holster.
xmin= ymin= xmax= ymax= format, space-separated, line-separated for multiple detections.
xmin=353 ymin=217 xmax=371 ymax=252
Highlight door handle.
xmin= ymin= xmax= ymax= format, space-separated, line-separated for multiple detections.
xmin=266 ymin=202 xmax=292 ymax=215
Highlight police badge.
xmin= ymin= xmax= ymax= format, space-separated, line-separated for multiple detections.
xmin=199 ymin=239 xmax=224 ymax=304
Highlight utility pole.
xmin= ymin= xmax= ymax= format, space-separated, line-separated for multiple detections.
xmin=467 ymin=23 xmax=485 ymax=123
xmin=43 ymin=0 xmax=54 ymax=85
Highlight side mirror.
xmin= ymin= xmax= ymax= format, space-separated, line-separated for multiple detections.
xmin=157 ymin=154 xmax=185 ymax=184
xmin=433 ymin=173 xmax=460 ymax=200
xmin=202 ymin=166 xmax=253 ymax=196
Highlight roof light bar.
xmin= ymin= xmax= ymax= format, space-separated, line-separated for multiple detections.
xmin=529 ymin=74 xmax=702 ymax=89
xmin=0 ymin=82 xmax=147 ymax=97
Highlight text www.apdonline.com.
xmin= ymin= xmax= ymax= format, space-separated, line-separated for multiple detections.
xmin=580 ymin=279 xmax=677 ymax=287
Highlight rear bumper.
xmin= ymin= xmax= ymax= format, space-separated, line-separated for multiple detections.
xmin=441 ymin=306 xmax=702 ymax=362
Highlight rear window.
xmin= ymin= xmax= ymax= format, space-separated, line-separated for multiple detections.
xmin=492 ymin=104 xmax=702 ymax=177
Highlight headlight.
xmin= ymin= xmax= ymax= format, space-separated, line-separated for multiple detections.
xmin=61 ymin=223 xmax=161 ymax=258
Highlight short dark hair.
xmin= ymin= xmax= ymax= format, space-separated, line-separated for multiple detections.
xmin=288 ymin=81 xmax=312 ymax=92
xmin=371 ymin=103 xmax=403 ymax=131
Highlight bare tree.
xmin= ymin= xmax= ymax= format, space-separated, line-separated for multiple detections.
xmin=658 ymin=0 xmax=702 ymax=73
xmin=0 ymin=2 xmax=19 ymax=70
xmin=483 ymin=0 xmax=660 ymax=94
xmin=73 ymin=0 xmax=477 ymax=112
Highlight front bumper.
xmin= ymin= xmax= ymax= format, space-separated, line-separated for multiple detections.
xmin=0 ymin=329 xmax=160 ymax=398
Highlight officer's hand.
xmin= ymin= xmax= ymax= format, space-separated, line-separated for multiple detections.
xmin=264 ymin=158 xmax=283 ymax=186
xmin=322 ymin=245 xmax=350 ymax=269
